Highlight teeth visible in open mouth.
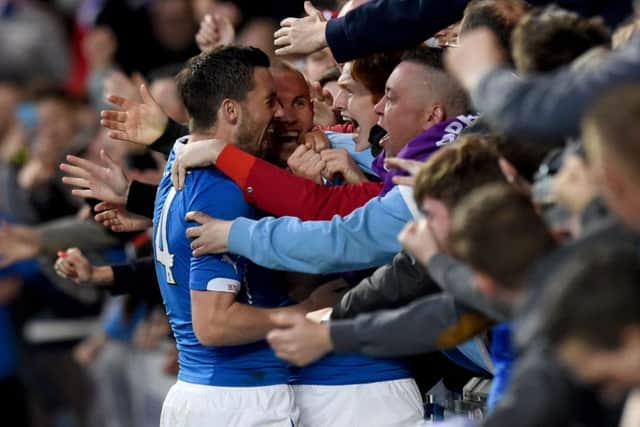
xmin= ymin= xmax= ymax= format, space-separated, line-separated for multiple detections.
xmin=341 ymin=114 xmax=359 ymax=131
xmin=276 ymin=131 xmax=300 ymax=145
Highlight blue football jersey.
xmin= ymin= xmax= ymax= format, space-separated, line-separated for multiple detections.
xmin=153 ymin=139 xmax=290 ymax=387
xmin=291 ymin=353 xmax=411 ymax=386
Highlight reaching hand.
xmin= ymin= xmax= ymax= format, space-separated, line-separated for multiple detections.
xmin=305 ymin=307 xmax=333 ymax=324
xmin=101 ymin=84 xmax=168 ymax=145
xmin=310 ymin=82 xmax=337 ymax=127
xmin=60 ymin=149 xmax=130 ymax=205
xmin=196 ymin=13 xmax=235 ymax=52
xmin=273 ymin=1 xmax=328 ymax=56
xmin=287 ymin=144 xmax=325 ymax=183
xmin=302 ymin=129 xmax=331 ymax=153
xmin=320 ymin=148 xmax=367 ymax=184
xmin=0 ymin=222 xmax=40 ymax=268
xmin=94 ymin=202 xmax=152 ymax=233
xmin=445 ymin=28 xmax=507 ymax=92
xmin=398 ymin=219 xmax=442 ymax=267
xmin=54 ymin=248 xmax=94 ymax=284
xmin=171 ymin=138 xmax=228 ymax=190
xmin=185 ymin=211 xmax=233 ymax=256
xmin=266 ymin=312 xmax=333 ymax=366
xmin=55 ymin=247 xmax=114 ymax=286
xmin=385 ymin=157 xmax=426 ymax=187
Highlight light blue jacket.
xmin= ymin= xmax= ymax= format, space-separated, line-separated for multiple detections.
xmin=227 ymin=186 xmax=416 ymax=274
xmin=326 ymin=131 xmax=377 ymax=177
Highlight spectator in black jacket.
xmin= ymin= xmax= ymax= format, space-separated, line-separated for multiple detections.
xmin=273 ymin=0 xmax=632 ymax=62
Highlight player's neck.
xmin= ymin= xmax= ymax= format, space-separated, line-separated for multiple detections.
xmin=190 ymin=127 xmax=236 ymax=145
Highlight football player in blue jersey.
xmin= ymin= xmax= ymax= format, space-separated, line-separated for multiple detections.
xmin=171 ymin=58 xmax=424 ymax=426
xmin=153 ymin=46 xmax=313 ymax=427
xmin=266 ymin=62 xmax=424 ymax=427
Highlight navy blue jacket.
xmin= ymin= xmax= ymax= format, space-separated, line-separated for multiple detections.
xmin=326 ymin=0 xmax=633 ymax=62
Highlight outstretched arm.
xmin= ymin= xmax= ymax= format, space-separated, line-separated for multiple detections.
xmin=217 ymin=145 xmax=381 ymax=220
xmin=172 ymin=141 xmax=381 ymax=220
xmin=278 ymin=0 xmax=630 ymax=63
xmin=54 ymin=248 xmax=114 ymax=286
xmin=447 ymin=29 xmax=640 ymax=139
xmin=185 ymin=186 xmax=413 ymax=274
xmin=331 ymin=251 xmax=440 ymax=319
xmin=191 ymin=290 xmax=311 ymax=346
xmin=55 ymin=251 xmax=164 ymax=305
xmin=267 ymin=293 xmax=492 ymax=366
xmin=329 ymin=294 xmax=492 ymax=358
xmin=274 ymin=0 xmax=468 ymax=62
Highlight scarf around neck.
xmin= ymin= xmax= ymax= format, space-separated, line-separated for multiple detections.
xmin=371 ymin=114 xmax=479 ymax=196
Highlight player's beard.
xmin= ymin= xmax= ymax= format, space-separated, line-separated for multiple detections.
xmin=236 ymin=110 xmax=263 ymax=157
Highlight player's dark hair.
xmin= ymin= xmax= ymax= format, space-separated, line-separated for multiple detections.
xmin=176 ymin=46 xmax=270 ymax=132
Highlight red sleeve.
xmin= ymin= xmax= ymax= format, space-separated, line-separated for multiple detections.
xmin=215 ymin=144 xmax=256 ymax=189
xmin=315 ymin=123 xmax=354 ymax=133
xmin=215 ymin=144 xmax=382 ymax=221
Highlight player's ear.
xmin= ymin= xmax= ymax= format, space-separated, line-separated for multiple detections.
xmin=221 ymin=99 xmax=240 ymax=125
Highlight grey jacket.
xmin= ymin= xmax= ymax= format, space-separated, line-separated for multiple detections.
xmin=472 ymin=35 xmax=640 ymax=139
xmin=331 ymin=292 xmax=492 ymax=357
xmin=329 ymin=252 xmax=498 ymax=357
xmin=331 ymin=251 xmax=439 ymax=319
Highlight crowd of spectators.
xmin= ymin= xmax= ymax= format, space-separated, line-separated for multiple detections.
xmin=1 ymin=0 xmax=640 ymax=426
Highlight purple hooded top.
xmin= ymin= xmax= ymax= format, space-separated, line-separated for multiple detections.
xmin=371 ymin=114 xmax=479 ymax=196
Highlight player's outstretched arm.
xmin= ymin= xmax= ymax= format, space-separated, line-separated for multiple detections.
xmin=191 ymin=290 xmax=314 ymax=347
xmin=190 ymin=271 xmax=345 ymax=347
